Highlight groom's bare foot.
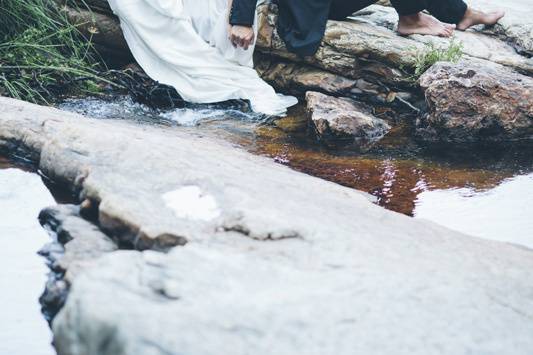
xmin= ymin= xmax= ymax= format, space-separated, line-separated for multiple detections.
xmin=457 ymin=7 xmax=505 ymax=31
xmin=398 ymin=13 xmax=455 ymax=38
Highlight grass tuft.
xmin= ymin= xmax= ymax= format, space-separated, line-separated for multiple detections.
xmin=411 ymin=40 xmax=464 ymax=80
xmin=0 ymin=0 xmax=117 ymax=104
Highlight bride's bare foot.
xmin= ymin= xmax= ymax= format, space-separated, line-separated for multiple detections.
xmin=457 ymin=7 xmax=505 ymax=30
xmin=398 ymin=12 xmax=455 ymax=38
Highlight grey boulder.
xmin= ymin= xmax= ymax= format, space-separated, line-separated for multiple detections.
xmin=418 ymin=59 xmax=533 ymax=142
xmin=306 ymin=91 xmax=391 ymax=147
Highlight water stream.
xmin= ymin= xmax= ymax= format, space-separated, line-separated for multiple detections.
xmin=0 ymin=156 xmax=56 ymax=355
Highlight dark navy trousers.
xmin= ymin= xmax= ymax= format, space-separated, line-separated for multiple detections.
xmin=329 ymin=0 xmax=468 ymax=24
xmin=230 ymin=0 xmax=469 ymax=56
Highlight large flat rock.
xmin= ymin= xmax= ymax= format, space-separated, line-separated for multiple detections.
xmin=370 ymin=0 xmax=533 ymax=56
xmin=55 ymin=239 xmax=533 ymax=355
xmin=1 ymin=98 xmax=533 ymax=354
xmin=348 ymin=4 xmax=533 ymax=75
xmin=469 ymin=0 xmax=533 ymax=55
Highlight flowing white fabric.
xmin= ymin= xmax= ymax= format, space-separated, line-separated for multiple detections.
xmin=107 ymin=0 xmax=297 ymax=115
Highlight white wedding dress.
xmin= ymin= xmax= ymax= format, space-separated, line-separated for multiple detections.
xmin=107 ymin=0 xmax=297 ymax=115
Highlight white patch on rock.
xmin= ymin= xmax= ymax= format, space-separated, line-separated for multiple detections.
xmin=162 ymin=186 xmax=220 ymax=221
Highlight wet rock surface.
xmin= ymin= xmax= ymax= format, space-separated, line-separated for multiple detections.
xmin=255 ymin=57 xmax=358 ymax=97
xmin=418 ymin=59 xmax=533 ymax=142
xmin=255 ymin=55 xmax=412 ymax=107
xmin=2 ymin=98 xmax=533 ymax=355
xmin=306 ymin=91 xmax=391 ymax=148
xmin=39 ymin=205 xmax=118 ymax=281
xmin=38 ymin=204 xmax=118 ymax=321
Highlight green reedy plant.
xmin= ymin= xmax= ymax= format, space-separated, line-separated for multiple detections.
xmin=410 ymin=40 xmax=464 ymax=81
xmin=0 ymin=0 xmax=117 ymax=103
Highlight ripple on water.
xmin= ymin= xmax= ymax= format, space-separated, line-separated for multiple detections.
xmin=58 ymin=96 xmax=263 ymax=127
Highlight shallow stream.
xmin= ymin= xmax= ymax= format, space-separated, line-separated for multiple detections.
xmin=0 ymin=157 xmax=56 ymax=355
xmin=59 ymin=96 xmax=533 ymax=247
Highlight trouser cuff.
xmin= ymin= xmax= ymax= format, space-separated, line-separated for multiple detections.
xmin=390 ymin=0 xmax=426 ymax=16
xmin=449 ymin=2 xmax=468 ymax=24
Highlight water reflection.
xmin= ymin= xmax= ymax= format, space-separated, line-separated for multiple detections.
xmin=240 ymin=107 xmax=532 ymax=219
xmin=0 ymin=161 xmax=56 ymax=355
xmin=414 ymin=174 xmax=533 ymax=248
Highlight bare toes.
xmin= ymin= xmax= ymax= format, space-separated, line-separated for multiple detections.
xmin=443 ymin=28 xmax=453 ymax=36
xmin=492 ymin=11 xmax=505 ymax=23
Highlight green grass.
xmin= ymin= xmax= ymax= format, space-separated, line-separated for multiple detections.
xmin=411 ymin=40 xmax=464 ymax=80
xmin=0 ymin=0 xmax=117 ymax=104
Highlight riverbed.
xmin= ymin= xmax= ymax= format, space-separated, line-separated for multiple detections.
xmin=59 ymin=96 xmax=533 ymax=248
xmin=0 ymin=157 xmax=56 ymax=355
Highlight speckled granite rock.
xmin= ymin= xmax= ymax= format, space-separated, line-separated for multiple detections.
xmin=255 ymin=55 xmax=409 ymax=104
xmin=418 ymin=59 xmax=533 ymax=142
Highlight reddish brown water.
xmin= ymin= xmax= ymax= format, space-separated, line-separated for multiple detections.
xmin=216 ymin=106 xmax=531 ymax=217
